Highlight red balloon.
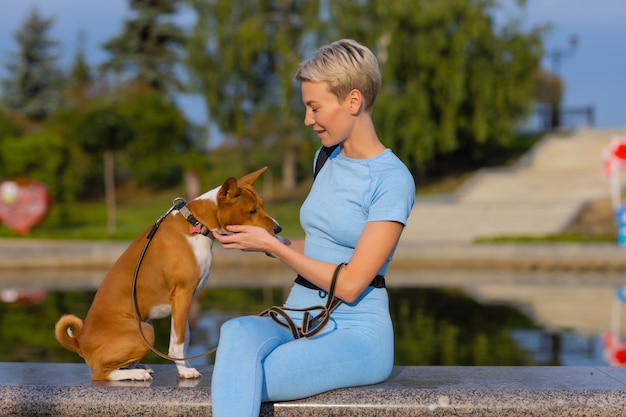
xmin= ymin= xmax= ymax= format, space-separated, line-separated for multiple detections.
xmin=0 ymin=178 xmax=51 ymax=234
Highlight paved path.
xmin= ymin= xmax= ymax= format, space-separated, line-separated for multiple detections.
xmin=400 ymin=127 xmax=626 ymax=243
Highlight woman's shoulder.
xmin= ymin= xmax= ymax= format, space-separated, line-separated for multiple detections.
xmin=373 ymin=150 xmax=414 ymax=180
xmin=347 ymin=150 xmax=415 ymax=200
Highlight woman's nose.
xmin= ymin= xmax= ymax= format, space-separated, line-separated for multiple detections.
xmin=303 ymin=110 xmax=314 ymax=127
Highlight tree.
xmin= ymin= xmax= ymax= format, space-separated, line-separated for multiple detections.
xmin=1 ymin=8 xmax=63 ymax=122
xmin=68 ymin=32 xmax=92 ymax=88
xmin=185 ymin=0 xmax=321 ymax=189
xmin=534 ymin=68 xmax=563 ymax=131
xmin=0 ymin=110 xmax=22 ymax=147
xmin=76 ymin=106 xmax=134 ymax=233
xmin=0 ymin=129 xmax=76 ymax=203
xmin=321 ymin=0 xmax=544 ymax=176
xmin=100 ymin=0 xmax=187 ymax=94
xmin=185 ymin=0 xmax=544 ymax=184
xmin=65 ymin=31 xmax=106 ymax=109
xmin=115 ymin=82 xmax=188 ymax=189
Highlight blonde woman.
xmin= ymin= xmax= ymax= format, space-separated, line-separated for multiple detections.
xmin=212 ymin=39 xmax=415 ymax=417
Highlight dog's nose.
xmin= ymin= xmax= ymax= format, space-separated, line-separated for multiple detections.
xmin=273 ymin=222 xmax=282 ymax=235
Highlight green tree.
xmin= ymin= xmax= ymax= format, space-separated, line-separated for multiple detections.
xmin=76 ymin=106 xmax=134 ymax=233
xmin=116 ymin=83 xmax=188 ymax=189
xmin=0 ymin=130 xmax=69 ymax=201
xmin=1 ymin=8 xmax=63 ymax=122
xmin=65 ymin=31 xmax=105 ymax=110
xmin=100 ymin=0 xmax=187 ymax=94
xmin=185 ymin=0 xmax=543 ymax=184
xmin=68 ymin=32 xmax=92 ymax=88
xmin=323 ymin=0 xmax=544 ymax=176
xmin=0 ymin=110 xmax=22 ymax=152
xmin=185 ymin=0 xmax=321 ymax=189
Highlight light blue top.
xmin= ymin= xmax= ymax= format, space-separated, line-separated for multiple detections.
xmin=300 ymin=146 xmax=415 ymax=275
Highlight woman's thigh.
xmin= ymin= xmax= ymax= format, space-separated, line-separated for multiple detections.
xmin=262 ymin=320 xmax=393 ymax=401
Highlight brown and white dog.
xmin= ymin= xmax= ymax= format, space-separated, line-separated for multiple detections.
xmin=55 ymin=167 xmax=281 ymax=381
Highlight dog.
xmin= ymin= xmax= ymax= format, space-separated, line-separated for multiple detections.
xmin=55 ymin=167 xmax=281 ymax=381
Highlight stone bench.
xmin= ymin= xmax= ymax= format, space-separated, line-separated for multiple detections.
xmin=1 ymin=363 xmax=626 ymax=416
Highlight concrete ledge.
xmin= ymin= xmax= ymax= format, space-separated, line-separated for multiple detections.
xmin=3 ymin=239 xmax=626 ymax=276
xmin=2 ymin=363 xmax=626 ymax=416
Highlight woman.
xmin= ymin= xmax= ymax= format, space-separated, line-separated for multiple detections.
xmin=211 ymin=38 xmax=415 ymax=416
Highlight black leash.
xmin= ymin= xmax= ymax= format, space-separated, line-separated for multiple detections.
xmin=259 ymin=263 xmax=345 ymax=339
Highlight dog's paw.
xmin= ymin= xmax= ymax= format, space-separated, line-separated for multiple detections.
xmin=177 ymin=366 xmax=202 ymax=379
xmin=108 ymin=368 xmax=154 ymax=381
xmin=134 ymin=369 xmax=154 ymax=380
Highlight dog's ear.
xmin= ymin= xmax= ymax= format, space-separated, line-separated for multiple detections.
xmin=218 ymin=177 xmax=241 ymax=204
xmin=238 ymin=167 xmax=267 ymax=186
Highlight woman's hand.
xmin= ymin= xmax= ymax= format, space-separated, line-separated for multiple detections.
xmin=213 ymin=225 xmax=276 ymax=254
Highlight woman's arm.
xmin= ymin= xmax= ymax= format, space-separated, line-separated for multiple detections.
xmin=275 ymin=236 xmax=305 ymax=254
xmin=214 ymin=220 xmax=403 ymax=303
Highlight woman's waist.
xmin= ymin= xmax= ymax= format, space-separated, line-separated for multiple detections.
xmin=285 ymin=282 xmax=388 ymax=309
xmin=294 ymin=274 xmax=385 ymax=291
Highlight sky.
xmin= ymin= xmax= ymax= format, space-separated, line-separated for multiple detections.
xmin=0 ymin=0 xmax=624 ymax=129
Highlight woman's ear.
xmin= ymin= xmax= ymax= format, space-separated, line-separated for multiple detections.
xmin=348 ymin=89 xmax=364 ymax=115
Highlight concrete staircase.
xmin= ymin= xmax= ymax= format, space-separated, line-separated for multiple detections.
xmin=401 ymin=128 xmax=626 ymax=243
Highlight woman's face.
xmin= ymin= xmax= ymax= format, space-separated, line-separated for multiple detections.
xmin=301 ymin=81 xmax=353 ymax=147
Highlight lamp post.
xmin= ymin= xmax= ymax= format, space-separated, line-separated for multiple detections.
xmin=549 ymin=35 xmax=578 ymax=129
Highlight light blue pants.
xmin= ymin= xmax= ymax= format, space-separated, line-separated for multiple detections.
xmin=210 ymin=283 xmax=394 ymax=417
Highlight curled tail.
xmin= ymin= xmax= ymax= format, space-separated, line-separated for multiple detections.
xmin=54 ymin=314 xmax=84 ymax=354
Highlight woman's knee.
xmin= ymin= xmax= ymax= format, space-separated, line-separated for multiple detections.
xmin=220 ymin=316 xmax=255 ymax=337
xmin=218 ymin=316 xmax=287 ymax=345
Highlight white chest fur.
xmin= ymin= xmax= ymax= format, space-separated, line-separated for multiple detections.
xmin=186 ymin=234 xmax=214 ymax=292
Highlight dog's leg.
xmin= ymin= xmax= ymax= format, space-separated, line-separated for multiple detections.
xmin=91 ymin=321 xmax=156 ymax=381
xmin=169 ymin=319 xmax=202 ymax=378
xmin=170 ymin=293 xmax=202 ymax=379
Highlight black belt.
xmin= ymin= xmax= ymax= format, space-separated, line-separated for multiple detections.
xmin=295 ymin=274 xmax=385 ymax=291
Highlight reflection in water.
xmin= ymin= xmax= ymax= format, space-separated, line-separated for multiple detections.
xmin=0 ymin=283 xmax=610 ymax=366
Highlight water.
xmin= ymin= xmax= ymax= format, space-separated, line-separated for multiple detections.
xmin=0 ymin=270 xmax=618 ymax=367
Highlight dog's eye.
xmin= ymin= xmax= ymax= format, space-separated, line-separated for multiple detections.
xmin=250 ymin=209 xmax=257 ymax=215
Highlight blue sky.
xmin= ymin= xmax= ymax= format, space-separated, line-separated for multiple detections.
xmin=0 ymin=0 xmax=624 ymax=129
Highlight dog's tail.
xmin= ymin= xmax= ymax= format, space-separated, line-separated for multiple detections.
xmin=54 ymin=314 xmax=84 ymax=354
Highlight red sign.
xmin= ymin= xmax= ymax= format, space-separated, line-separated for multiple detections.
xmin=0 ymin=178 xmax=51 ymax=234
xmin=603 ymin=137 xmax=626 ymax=177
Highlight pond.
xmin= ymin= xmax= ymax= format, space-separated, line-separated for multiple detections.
xmin=0 ymin=268 xmax=621 ymax=367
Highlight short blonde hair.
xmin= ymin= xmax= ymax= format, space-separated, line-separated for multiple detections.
xmin=295 ymin=39 xmax=381 ymax=112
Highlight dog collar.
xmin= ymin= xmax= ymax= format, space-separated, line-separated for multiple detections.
xmin=175 ymin=200 xmax=213 ymax=237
